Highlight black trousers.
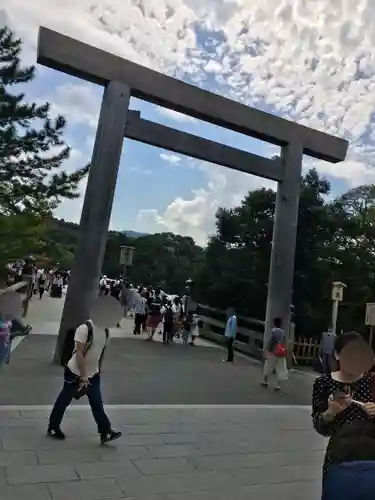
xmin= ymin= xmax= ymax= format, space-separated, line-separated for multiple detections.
xmin=134 ymin=313 xmax=145 ymax=334
xmin=49 ymin=369 xmax=111 ymax=435
xmin=227 ymin=337 xmax=234 ymax=362
xmin=163 ymin=324 xmax=173 ymax=343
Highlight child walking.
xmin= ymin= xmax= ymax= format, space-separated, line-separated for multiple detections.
xmin=189 ymin=311 xmax=200 ymax=346
xmin=162 ymin=301 xmax=174 ymax=344
xmin=182 ymin=312 xmax=193 ymax=346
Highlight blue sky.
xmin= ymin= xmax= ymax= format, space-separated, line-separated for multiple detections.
xmin=3 ymin=0 xmax=375 ymax=245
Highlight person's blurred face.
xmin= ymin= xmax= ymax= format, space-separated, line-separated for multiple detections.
xmin=336 ymin=339 xmax=374 ymax=377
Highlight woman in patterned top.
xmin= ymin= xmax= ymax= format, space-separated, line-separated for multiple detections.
xmin=312 ymin=332 xmax=375 ymax=480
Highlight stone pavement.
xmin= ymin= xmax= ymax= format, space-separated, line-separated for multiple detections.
xmin=0 ymin=290 xmax=324 ymax=499
xmin=0 ymin=333 xmax=315 ymax=405
xmin=25 ymin=292 xmax=214 ymax=346
xmin=0 ymin=406 xmax=324 ymax=500
xmin=0 ymin=290 xmax=317 ymax=405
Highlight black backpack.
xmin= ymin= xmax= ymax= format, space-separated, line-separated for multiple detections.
xmin=149 ymin=297 xmax=162 ymax=315
xmin=61 ymin=320 xmax=94 ymax=367
xmin=164 ymin=307 xmax=174 ymax=325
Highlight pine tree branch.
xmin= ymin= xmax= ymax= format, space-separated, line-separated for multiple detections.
xmin=0 ymin=26 xmax=88 ymax=216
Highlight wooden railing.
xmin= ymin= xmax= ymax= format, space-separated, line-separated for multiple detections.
xmin=294 ymin=338 xmax=320 ymax=365
xmin=0 ymin=280 xmax=32 ymax=317
xmin=197 ymin=304 xmax=319 ymax=366
xmin=197 ymin=304 xmax=266 ymax=360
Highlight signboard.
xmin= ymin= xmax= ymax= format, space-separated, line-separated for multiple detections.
xmin=332 ymin=288 xmax=344 ymax=301
xmin=119 ymin=246 xmax=135 ymax=267
xmin=332 ymin=282 xmax=346 ymax=302
xmin=365 ymin=303 xmax=375 ymax=326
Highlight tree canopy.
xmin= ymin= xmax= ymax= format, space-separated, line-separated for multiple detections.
xmin=194 ymin=169 xmax=375 ymax=338
xmin=0 ymin=26 xmax=88 ymax=216
xmin=0 ymin=26 xmax=89 ymax=276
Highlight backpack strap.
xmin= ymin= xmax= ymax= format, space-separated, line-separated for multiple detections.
xmin=98 ymin=328 xmax=109 ymax=371
xmin=72 ymin=320 xmax=93 ymax=358
xmin=83 ymin=320 xmax=93 ymax=356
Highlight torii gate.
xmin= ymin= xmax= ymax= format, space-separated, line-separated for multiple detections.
xmin=36 ymin=27 xmax=348 ymax=364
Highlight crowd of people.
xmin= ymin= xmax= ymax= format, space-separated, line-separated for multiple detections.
xmin=7 ymin=258 xmax=70 ymax=299
xmin=98 ymin=276 xmax=202 ymax=346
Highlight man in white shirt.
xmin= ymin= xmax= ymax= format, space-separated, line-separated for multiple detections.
xmin=48 ymin=320 xmax=122 ymax=444
xmin=99 ymin=276 xmax=109 ymax=296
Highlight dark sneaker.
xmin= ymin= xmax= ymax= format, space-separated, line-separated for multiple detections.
xmin=47 ymin=428 xmax=65 ymax=440
xmin=100 ymin=430 xmax=122 ymax=445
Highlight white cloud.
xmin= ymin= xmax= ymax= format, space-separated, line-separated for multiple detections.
xmin=128 ymin=165 xmax=152 ymax=175
xmin=160 ymin=152 xmax=181 ymax=165
xmin=44 ymin=83 xmax=102 ymax=129
xmin=54 ymin=148 xmax=89 ymax=222
xmin=5 ymin=0 xmax=375 ymax=242
xmin=156 ymin=107 xmax=197 ymax=123
xmin=55 ymin=180 xmax=86 ymax=223
xmin=136 ymin=160 xmax=275 ymax=246
xmin=316 ymin=159 xmax=375 ymax=187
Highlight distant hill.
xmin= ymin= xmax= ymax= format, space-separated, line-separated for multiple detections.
xmin=123 ymin=230 xmax=149 ymax=238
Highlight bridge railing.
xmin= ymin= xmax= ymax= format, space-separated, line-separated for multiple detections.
xmin=0 ymin=280 xmax=32 ymax=317
xmin=197 ymin=304 xmax=318 ymax=366
xmin=197 ymin=304 xmax=265 ymax=359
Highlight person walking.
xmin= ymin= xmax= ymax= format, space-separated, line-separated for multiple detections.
xmin=321 ymin=327 xmax=336 ymax=374
xmin=189 ymin=310 xmax=200 ymax=346
xmin=162 ymin=301 xmax=174 ymax=344
xmin=182 ymin=312 xmax=193 ymax=346
xmin=116 ymin=280 xmax=129 ymax=328
xmin=261 ymin=317 xmax=288 ymax=390
xmin=146 ymin=287 xmax=163 ymax=341
xmin=48 ymin=319 xmax=122 ymax=444
xmin=172 ymin=297 xmax=183 ymax=341
xmin=133 ymin=287 xmax=147 ymax=335
xmin=224 ymin=307 xmax=237 ymax=362
xmin=38 ymin=270 xmax=46 ymax=299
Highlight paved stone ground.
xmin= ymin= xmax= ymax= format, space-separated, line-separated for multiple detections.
xmin=0 ymin=290 xmax=324 ymax=498
xmin=0 ymin=406 xmax=324 ymax=500
xmin=24 ymin=292 xmax=215 ymax=346
xmin=0 ymin=334 xmax=314 ymax=405
xmin=0 ymin=291 xmax=315 ymax=405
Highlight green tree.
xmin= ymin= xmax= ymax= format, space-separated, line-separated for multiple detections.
xmin=195 ymin=169 xmax=340 ymax=337
xmin=102 ymin=232 xmax=203 ymax=294
xmin=0 ymin=26 xmax=88 ymax=216
xmin=0 ymin=213 xmax=45 ymax=278
xmin=195 ymin=188 xmax=275 ymax=314
xmin=328 ymin=185 xmax=375 ymax=331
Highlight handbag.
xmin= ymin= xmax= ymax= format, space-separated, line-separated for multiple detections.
xmin=273 ymin=343 xmax=287 ymax=358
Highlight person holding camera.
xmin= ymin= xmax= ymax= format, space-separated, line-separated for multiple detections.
xmin=312 ymin=331 xmax=375 ymax=497
xmin=48 ymin=319 xmax=122 ymax=445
